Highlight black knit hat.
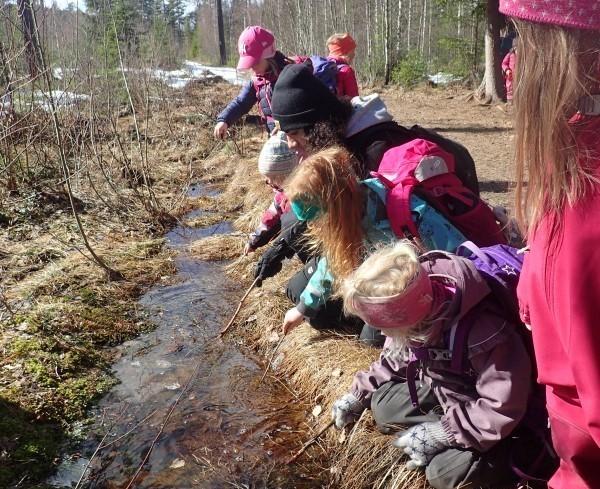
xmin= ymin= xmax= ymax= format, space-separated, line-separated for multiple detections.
xmin=271 ymin=63 xmax=346 ymax=132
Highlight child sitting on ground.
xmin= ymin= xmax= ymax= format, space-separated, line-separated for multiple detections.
xmin=244 ymin=131 xmax=298 ymax=256
xmin=332 ymin=241 xmax=553 ymax=489
xmin=326 ymin=33 xmax=359 ymax=98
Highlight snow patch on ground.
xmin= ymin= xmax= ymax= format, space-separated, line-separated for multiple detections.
xmin=154 ymin=61 xmax=245 ymax=89
xmin=427 ymin=72 xmax=463 ymax=85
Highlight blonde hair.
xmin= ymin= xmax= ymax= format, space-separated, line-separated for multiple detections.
xmin=286 ymin=147 xmax=364 ymax=280
xmin=341 ymin=241 xmax=432 ymax=347
xmin=341 ymin=241 xmax=420 ymax=306
xmin=513 ymin=23 xmax=600 ymax=233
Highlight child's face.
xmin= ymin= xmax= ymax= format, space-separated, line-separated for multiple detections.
xmin=251 ymin=58 xmax=270 ymax=76
xmin=285 ymin=129 xmax=310 ymax=162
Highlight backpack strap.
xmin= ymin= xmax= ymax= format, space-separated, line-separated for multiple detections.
xmin=386 ymin=183 xmax=420 ymax=239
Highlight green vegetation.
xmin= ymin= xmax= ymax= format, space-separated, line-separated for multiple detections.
xmin=391 ymin=51 xmax=428 ymax=87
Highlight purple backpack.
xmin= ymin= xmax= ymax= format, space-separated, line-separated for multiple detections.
xmin=456 ymin=241 xmax=523 ymax=323
xmin=409 ymin=242 xmax=525 ymax=379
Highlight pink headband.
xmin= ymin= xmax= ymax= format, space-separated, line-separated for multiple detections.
xmin=499 ymin=0 xmax=600 ymax=30
xmin=350 ymin=266 xmax=434 ymax=329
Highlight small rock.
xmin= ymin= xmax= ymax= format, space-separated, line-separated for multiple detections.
xmin=169 ymin=458 xmax=185 ymax=469
xmin=165 ymin=383 xmax=181 ymax=390
xmin=331 ymin=368 xmax=343 ymax=377
xmin=338 ymin=430 xmax=347 ymax=444
xmin=312 ymin=405 xmax=322 ymax=417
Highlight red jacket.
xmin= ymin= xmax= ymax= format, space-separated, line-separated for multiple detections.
xmin=518 ymin=115 xmax=600 ymax=488
xmin=328 ymin=56 xmax=359 ymax=98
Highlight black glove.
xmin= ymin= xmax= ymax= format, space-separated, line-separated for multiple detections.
xmin=254 ymin=247 xmax=283 ymax=286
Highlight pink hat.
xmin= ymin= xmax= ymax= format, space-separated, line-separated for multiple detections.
xmin=237 ymin=26 xmax=276 ymax=70
xmin=499 ymin=0 xmax=600 ymax=30
xmin=349 ymin=266 xmax=434 ymax=329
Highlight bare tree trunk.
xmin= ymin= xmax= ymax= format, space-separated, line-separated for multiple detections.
xmin=384 ymin=0 xmax=391 ymax=84
xmin=216 ymin=0 xmax=227 ymax=65
xmin=407 ymin=0 xmax=412 ymax=50
xmin=420 ymin=0 xmax=427 ymax=56
xmin=396 ymin=0 xmax=403 ymax=54
xmin=18 ymin=0 xmax=41 ymax=78
xmin=477 ymin=0 xmax=504 ymax=102
xmin=427 ymin=0 xmax=432 ymax=62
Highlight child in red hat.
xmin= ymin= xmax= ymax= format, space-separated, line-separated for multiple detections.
xmin=326 ymin=33 xmax=359 ymax=98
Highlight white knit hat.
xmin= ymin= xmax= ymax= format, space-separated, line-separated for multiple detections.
xmin=258 ymin=131 xmax=298 ymax=177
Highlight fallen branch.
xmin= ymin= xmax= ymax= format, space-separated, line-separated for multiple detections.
xmin=286 ymin=420 xmax=335 ymax=464
xmin=219 ymin=277 xmax=260 ymax=336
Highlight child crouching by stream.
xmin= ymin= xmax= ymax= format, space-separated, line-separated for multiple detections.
xmin=332 ymin=241 xmax=555 ymax=489
xmin=243 ymin=131 xmax=298 ymax=256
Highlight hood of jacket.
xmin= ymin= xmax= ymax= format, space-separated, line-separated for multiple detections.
xmin=345 ymin=94 xmax=394 ymax=138
xmin=422 ymin=252 xmax=491 ymax=322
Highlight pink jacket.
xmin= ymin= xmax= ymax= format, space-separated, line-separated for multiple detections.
xmin=328 ymin=56 xmax=359 ymax=98
xmin=518 ymin=115 xmax=600 ymax=488
xmin=501 ymin=50 xmax=516 ymax=76
xmin=247 ymin=190 xmax=290 ymax=249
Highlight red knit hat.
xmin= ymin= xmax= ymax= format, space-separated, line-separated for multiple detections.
xmin=327 ymin=33 xmax=357 ymax=57
xmin=499 ymin=0 xmax=600 ymax=30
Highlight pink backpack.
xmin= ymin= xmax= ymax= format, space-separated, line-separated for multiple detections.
xmin=372 ymin=139 xmax=506 ymax=247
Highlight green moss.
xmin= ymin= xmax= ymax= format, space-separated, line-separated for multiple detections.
xmin=0 ymin=399 xmax=62 ymax=488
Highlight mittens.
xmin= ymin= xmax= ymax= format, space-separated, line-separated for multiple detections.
xmin=393 ymin=421 xmax=452 ymax=469
xmin=253 ymin=248 xmax=283 ymax=286
xmin=331 ymin=393 xmax=365 ymax=429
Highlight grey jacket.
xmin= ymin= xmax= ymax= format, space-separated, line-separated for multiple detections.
xmin=351 ymin=254 xmax=532 ymax=452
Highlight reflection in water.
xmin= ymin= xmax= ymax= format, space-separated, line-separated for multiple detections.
xmin=49 ymin=186 xmax=321 ymax=488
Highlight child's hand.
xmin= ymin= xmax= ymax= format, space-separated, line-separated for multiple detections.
xmin=393 ymin=421 xmax=452 ymax=469
xmin=214 ymin=121 xmax=229 ymax=139
xmin=331 ymin=393 xmax=365 ymax=429
xmin=282 ymin=307 xmax=304 ymax=335
xmin=243 ymin=243 xmax=254 ymax=256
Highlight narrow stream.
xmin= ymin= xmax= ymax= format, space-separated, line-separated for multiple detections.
xmin=48 ymin=185 xmax=319 ymax=488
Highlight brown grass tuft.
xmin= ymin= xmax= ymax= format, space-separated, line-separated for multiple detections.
xmin=188 ymin=233 xmax=246 ymax=261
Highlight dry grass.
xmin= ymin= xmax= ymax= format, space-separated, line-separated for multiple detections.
xmin=188 ymin=233 xmax=246 ymax=261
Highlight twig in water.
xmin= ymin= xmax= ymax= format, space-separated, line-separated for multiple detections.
xmin=286 ymin=420 xmax=335 ymax=465
xmin=219 ymin=277 xmax=260 ymax=337
xmin=259 ymin=335 xmax=285 ymax=384
xmin=98 ymin=409 xmax=158 ymax=450
xmin=124 ymin=360 xmax=202 ymax=489
xmin=74 ymin=407 xmax=125 ymax=489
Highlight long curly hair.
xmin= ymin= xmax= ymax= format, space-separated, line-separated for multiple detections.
xmin=305 ymin=98 xmax=353 ymax=151
xmin=286 ymin=147 xmax=364 ymax=282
